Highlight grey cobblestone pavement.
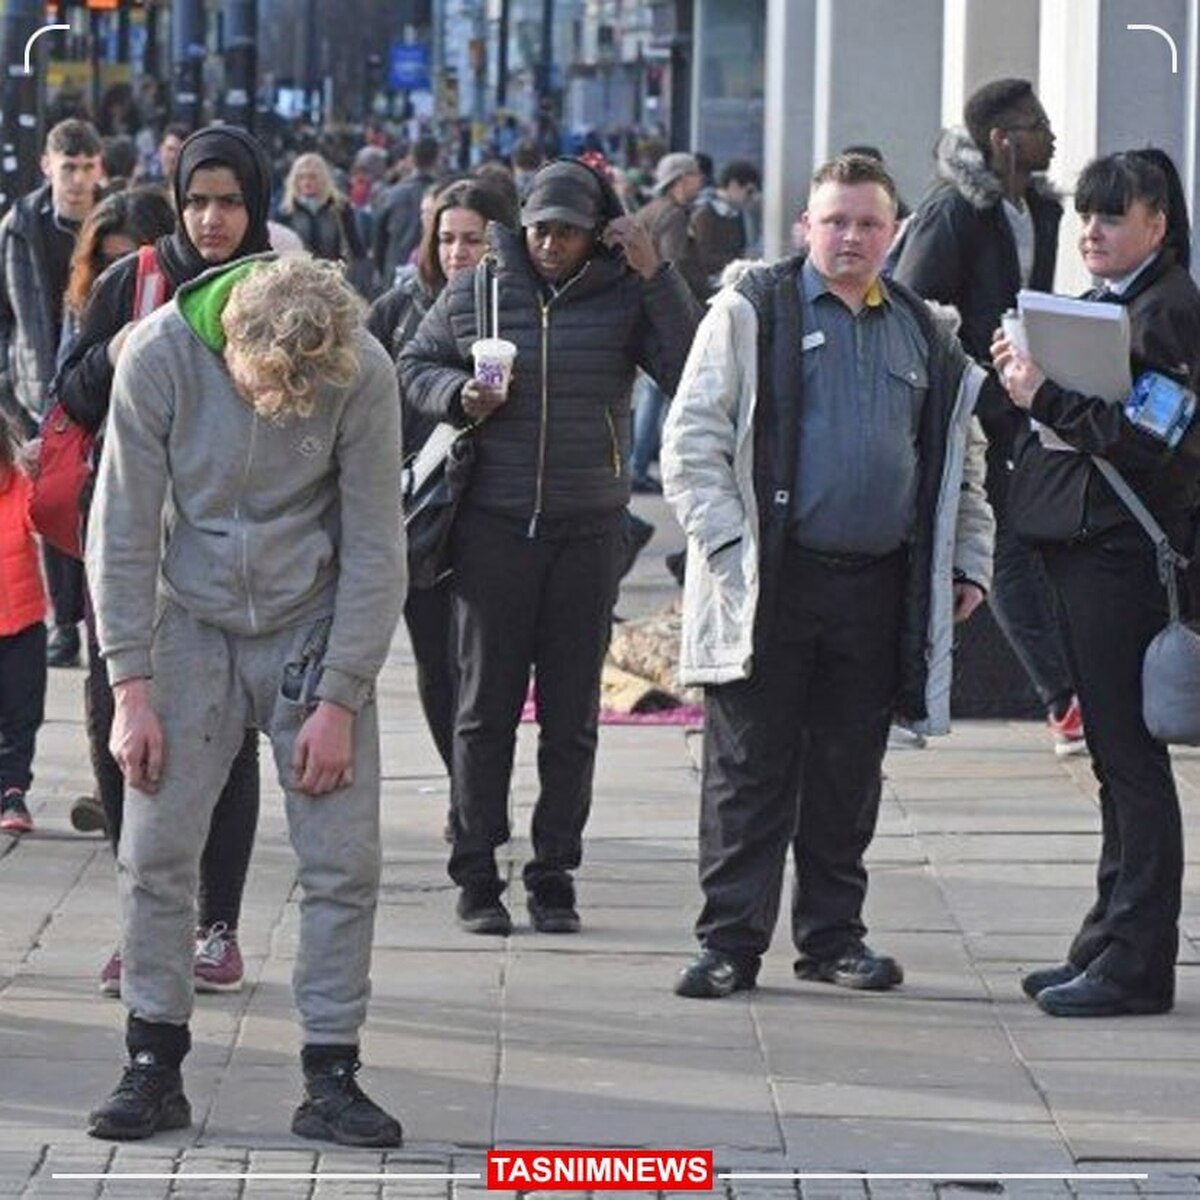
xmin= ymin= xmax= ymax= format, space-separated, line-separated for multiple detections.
xmin=2 ymin=498 xmax=1197 ymax=1197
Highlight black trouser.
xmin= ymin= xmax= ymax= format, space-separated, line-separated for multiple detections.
xmin=697 ymin=545 xmax=904 ymax=964
xmin=447 ymin=506 xmax=622 ymax=892
xmin=0 ymin=621 xmax=47 ymax=793
xmin=404 ymin=580 xmax=455 ymax=772
xmin=83 ymin=591 xmax=261 ymax=930
xmin=1041 ymin=524 xmax=1182 ymax=999
xmin=43 ymin=542 xmax=85 ymax=630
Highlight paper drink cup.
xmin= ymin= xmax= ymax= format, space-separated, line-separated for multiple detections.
xmin=471 ymin=338 xmax=517 ymax=395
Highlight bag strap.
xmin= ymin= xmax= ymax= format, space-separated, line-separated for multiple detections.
xmin=132 ymin=245 xmax=172 ymax=319
xmin=473 ymin=254 xmax=495 ymax=341
xmin=1091 ymin=454 xmax=1188 ymax=621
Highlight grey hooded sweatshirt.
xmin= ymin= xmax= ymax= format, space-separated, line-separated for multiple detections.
xmin=87 ymin=259 xmax=404 ymax=713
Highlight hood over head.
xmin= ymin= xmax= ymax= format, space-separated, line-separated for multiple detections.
xmin=157 ymin=125 xmax=274 ymax=286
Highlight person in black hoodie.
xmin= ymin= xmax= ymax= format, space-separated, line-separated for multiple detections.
xmin=54 ymin=125 xmax=274 ymax=1002
xmin=993 ymin=150 xmax=1200 ymax=1018
xmin=400 ymin=159 xmax=700 ymax=936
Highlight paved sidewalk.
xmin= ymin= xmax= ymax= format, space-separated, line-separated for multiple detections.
xmin=1 ymin=498 xmax=1198 ymax=1198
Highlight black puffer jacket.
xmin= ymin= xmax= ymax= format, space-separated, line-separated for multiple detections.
xmin=398 ymin=222 xmax=700 ymax=525
xmin=366 ymin=268 xmax=435 ymax=457
xmin=891 ymin=127 xmax=1061 ymax=470
xmin=1008 ymin=250 xmax=1200 ymax=545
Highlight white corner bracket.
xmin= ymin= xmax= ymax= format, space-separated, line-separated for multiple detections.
xmin=1126 ymin=23 xmax=1180 ymax=74
xmin=22 ymin=24 xmax=71 ymax=76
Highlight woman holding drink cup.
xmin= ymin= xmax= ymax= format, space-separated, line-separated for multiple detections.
xmin=400 ymin=158 xmax=700 ymax=936
xmin=368 ymin=179 xmax=515 ymax=776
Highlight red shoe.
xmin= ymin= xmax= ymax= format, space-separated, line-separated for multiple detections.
xmin=99 ymin=948 xmax=122 ymax=997
xmin=0 ymin=789 xmax=33 ymax=834
xmin=1048 ymin=696 xmax=1087 ymax=758
xmin=194 ymin=923 xmax=244 ymax=993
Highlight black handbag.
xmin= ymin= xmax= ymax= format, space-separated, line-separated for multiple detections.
xmin=402 ymin=256 xmax=495 ymax=588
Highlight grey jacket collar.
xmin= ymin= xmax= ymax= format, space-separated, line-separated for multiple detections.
xmin=934 ymin=126 xmax=1058 ymax=211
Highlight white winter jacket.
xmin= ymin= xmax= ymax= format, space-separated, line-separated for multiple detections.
xmin=662 ymin=261 xmax=993 ymax=736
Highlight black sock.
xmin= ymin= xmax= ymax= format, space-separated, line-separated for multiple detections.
xmin=126 ymin=1016 xmax=190 ymax=1069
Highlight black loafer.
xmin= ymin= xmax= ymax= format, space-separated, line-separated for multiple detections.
xmin=674 ymin=948 xmax=758 ymax=999
xmin=1021 ymin=962 xmax=1078 ymax=999
xmin=1035 ymin=973 xmax=1173 ymax=1018
xmin=793 ymin=941 xmax=903 ymax=991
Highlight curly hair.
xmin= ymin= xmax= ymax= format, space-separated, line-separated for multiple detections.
xmin=222 ymin=256 xmax=366 ymax=421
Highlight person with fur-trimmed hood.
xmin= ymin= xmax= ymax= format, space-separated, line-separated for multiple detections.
xmin=892 ymin=78 xmax=1083 ymax=757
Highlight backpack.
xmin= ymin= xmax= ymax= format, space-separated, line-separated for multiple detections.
xmin=31 ymin=247 xmax=172 ymax=558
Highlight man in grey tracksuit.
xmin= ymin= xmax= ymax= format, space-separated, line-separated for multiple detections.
xmin=84 ymin=255 xmax=406 ymax=1146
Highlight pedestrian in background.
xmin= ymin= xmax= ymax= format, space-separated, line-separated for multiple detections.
xmin=277 ymin=152 xmax=373 ymax=293
xmin=892 ymin=79 xmax=1082 ymax=756
xmin=368 ymin=178 xmax=515 ymax=774
xmin=400 ymin=158 xmax=700 ymax=938
xmin=55 ymin=125 xmax=274 ymax=999
xmin=0 ymin=414 xmax=47 ymax=835
xmin=0 ymin=118 xmax=104 ymax=669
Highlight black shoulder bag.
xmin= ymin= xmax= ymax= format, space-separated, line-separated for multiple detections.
xmin=403 ymin=257 xmax=494 ymax=589
xmin=1091 ymin=455 xmax=1200 ymax=745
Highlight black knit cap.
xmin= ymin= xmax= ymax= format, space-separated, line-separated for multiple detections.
xmin=521 ymin=160 xmax=605 ymax=231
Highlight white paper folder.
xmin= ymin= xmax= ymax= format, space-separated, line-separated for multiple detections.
xmin=1017 ymin=288 xmax=1132 ymax=403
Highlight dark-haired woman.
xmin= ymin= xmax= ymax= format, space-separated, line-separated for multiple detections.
xmin=368 ymin=179 xmax=514 ymax=774
xmin=994 ymin=150 xmax=1200 ymax=1018
xmin=55 ymin=126 xmax=274 ymax=999
xmin=400 ymin=159 xmax=699 ymax=936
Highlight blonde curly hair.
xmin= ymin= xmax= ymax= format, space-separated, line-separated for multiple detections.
xmin=222 ymin=255 xmax=366 ymax=421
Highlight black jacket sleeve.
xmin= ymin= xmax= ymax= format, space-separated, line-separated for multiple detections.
xmin=634 ymin=263 xmax=702 ymax=396
xmin=891 ymin=194 xmax=969 ymax=308
xmin=53 ymin=259 xmax=137 ymax=433
xmin=396 ymin=275 xmax=473 ymax=426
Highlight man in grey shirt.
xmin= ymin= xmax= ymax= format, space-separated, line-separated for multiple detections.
xmin=662 ymin=154 xmax=993 ymax=1000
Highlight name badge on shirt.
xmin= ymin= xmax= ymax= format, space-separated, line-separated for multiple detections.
xmin=801 ymin=331 xmax=825 ymax=352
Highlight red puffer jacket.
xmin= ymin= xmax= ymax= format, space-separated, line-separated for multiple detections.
xmin=0 ymin=466 xmax=46 ymax=636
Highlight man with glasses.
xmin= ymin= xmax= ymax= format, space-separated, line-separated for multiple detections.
xmin=892 ymin=79 xmax=1081 ymax=755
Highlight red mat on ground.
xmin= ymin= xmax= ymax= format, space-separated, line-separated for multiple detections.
xmin=520 ymin=696 xmax=704 ymax=727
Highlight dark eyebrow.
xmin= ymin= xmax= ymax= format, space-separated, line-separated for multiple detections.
xmin=185 ymin=191 xmax=245 ymax=203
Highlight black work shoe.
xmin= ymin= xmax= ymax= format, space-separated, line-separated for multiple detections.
xmin=87 ymin=1051 xmax=191 ymax=1140
xmin=70 ymin=794 xmax=108 ymax=835
xmin=793 ymin=941 xmax=903 ymax=991
xmin=456 ymin=885 xmax=512 ymax=935
xmin=527 ymin=877 xmax=580 ymax=934
xmin=46 ymin=624 xmax=81 ymax=668
xmin=674 ymin=948 xmax=759 ymax=999
xmin=1021 ymin=962 xmax=1078 ymax=999
xmin=292 ymin=1057 xmax=402 ymax=1148
xmin=1035 ymin=973 xmax=1173 ymax=1018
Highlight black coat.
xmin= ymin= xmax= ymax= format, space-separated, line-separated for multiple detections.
xmin=366 ymin=270 xmax=435 ymax=458
xmin=398 ymin=223 xmax=700 ymax=525
xmin=278 ymin=198 xmax=365 ymax=264
xmin=891 ymin=127 xmax=1062 ymax=467
xmin=1007 ymin=251 xmax=1200 ymax=545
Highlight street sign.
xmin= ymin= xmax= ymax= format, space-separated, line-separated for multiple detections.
xmin=389 ymin=42 xmax=430 ymax=92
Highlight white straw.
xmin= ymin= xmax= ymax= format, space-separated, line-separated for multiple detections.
xmin=491 ymin=275 xmax=499 ymax=339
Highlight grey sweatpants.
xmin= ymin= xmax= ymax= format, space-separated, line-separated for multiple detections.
xmin=118 ymin=600 xmax=382 ymax=1045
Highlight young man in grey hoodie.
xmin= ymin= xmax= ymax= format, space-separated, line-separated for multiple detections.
xmin=84 ymin=255 xmax=406 ymax=1146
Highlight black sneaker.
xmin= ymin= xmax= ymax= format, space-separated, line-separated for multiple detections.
xmin=87 ymin=1051 xmax=191 ymax=1140
xmin=674 ymin=948 xmax=758 ymax=999
xmin=527 ymin=876 xmax=580 ymax=933
xmin=70 ymin=794 xmax=108 ymax=835
xmin=793 ymin=941 xmax=903 ymax=991
xmin=46 ymin=624 xmax=81 ymax=668
xmin=292 ymin=1057 xmax=403 ymax=1148
xmin=0 ymin=789 xmax=33 ymax=834
xmin=456 ymin=884 xmax=512 ymax=935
